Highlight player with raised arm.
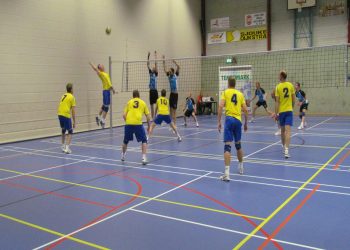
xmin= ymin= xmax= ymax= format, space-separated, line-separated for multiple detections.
xmin=295 ymin=82 xmax=309 ymax=130
xmin=250 ymin=81 xmax=273 ymax=122
xmin=218 ymin=76 xmax=248 ymax=181
xmin=89 ymin=62 xmax=116 ymax=129
xmin=274 ymin=70 xmax=295 ymax=158
xmin=57 ymin=83 xmax=76 ymax=154
xmin=147 ymin=51 xmax=159 ymax=119
xmin=163 ymin=55 xmax=180 ymax=126
xmin=183 ymin=92 xmax=199 ymax=127
xmin=121 ymin=90 xmax=151 ymax=165
xmin=148 ymin=89 xmax=182 ymax=142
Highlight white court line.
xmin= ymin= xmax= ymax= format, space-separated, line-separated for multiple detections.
xmin=33 ymin=172 xmax=212 ymax=250
xmin=148 ymin=129 xmax=213 ymax=146
xmin=130 ymin=209 xmax=324 ymax=250
xmin=3 ymin=146 xmax=350 ymax=197
xmin=306 ymin=117 xmax=333 ymax=130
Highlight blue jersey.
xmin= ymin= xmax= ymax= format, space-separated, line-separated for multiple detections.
xmin=296 ymin=90 xmax=306 ymax=103
xmin=186 ymin=97 xmax=195 ymax=111
xmin=255 ymin=88 xmax=265 ymax=102
xmin=149 ymin=70 xmax=158 ymax=90
xmin=168 ymin=72 xmax=179 ymax=92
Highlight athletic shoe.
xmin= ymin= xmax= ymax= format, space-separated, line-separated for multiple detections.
xmin=178 ymin=136 xmax=182 ymax=142
xmin=100 ymin=121 xmax=105 ymax=129
xmin=121 ymin=153 xmax=125 ymax=162
xmin=284 ymin=148 xmax=290 ymax=159
xmin=61 ymin=145 xmax=66 ymax=152
xmin=249 ymin=118 xmax=254 ymax=123
xmin=219 ymin=174 xmax=230 ymax=182
xmin=64 ymin=147 xmax=72 ymax=154
xmin=142 ymin=158 xmax=148 ymax=165
xmin=274 ymin=130 xmax=281 ymax=136
xmin=196 ymin=123 xmax=199 ymax=127
xmin=304 ymin=121 xmax=308 ymax=127
xmin=95 ymin=117 xmax=100 ymax=126
xmin=238 ymin=163 xmax=244 ymax=175
xmin=183 ymin=123 xmax=187 ymax=127
xmin=298 ymin=124 xmax=304 ymax=130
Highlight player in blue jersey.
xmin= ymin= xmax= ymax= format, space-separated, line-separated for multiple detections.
xmin=295 ymin=82 xmax=309 ymax=130
xmin=147 ymin=51 xmax=159 ymax=119
xmin=249 ymin=82 xmax=273 ymax=122
xmin=163 ymin=55 xmax=180 ymax=126
xmin=183 ymin=93 xmax=199 ymax=127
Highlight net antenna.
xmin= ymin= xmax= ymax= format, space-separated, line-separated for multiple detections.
xmin=296 ymin=0 xmax=306 ymax=12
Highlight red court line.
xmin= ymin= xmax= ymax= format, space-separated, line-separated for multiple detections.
xmin=131 ymin=173 xmax=283 ymax=250
xmin=258 ymin=184 xmax=321 ymax=250
xmin=1 ymin=180 xmax=115 ymax=209
xmin=333 ymin=149 xmax=350 ymax=170
xmin=46 ymin=174 xmax=143 ymax=250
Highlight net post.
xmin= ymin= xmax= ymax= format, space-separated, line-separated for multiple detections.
xmin=345 ymin=45 xmax=349 ymax=87
xmin=109 ymin=56 xmax=113 ymax=130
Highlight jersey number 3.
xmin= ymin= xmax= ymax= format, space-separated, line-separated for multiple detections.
xmin=133 ymin=101 xmax=139 ymax=108
xmin=231 ymin=94 xmax=237 ymax=105
xmin=283 ymin=88 xmax=289 ymax=98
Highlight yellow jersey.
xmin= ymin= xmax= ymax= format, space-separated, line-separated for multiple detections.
xmin=98 ymin=71 xmax=112 ymax=90
xmin=275 ymin=81 xmax=295 ymax=113
xmin=57 ymin=93 xmax=76 ymax=118
xmin=221 ymin=88 xmax=245 ymax=122
xmin=156 ymin=97 xmax=170 ymax=115
xmin=124 ymin=98 xmax=150 ymax=125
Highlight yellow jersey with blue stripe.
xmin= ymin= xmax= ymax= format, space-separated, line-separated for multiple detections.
xmin=156 ymin=97 xmax=170 ymax=115
xmin=57 ymin=93 xmax=76 ymax=118
xmin=98 ymin=71 xmax=112 ymax=90
xmin=124 ymin=98 xmax=150 ymax=125
xmin=275 ymin=81 xmax=295 ymax=113
xmin=221 ymin=88 xmax=245 ymax=122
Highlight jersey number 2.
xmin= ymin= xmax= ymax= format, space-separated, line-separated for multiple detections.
xmin=283 ymin=88 xmax=289 ymax=98
xmin=231 ymin=94 xmax=237 ymax=105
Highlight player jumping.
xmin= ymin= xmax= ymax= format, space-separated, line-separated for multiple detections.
xmin=147 ymin=51 xmax=159 ymax=119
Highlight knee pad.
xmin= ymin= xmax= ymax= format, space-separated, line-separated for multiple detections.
xmin=62 ymin=129 xmax=66 ymax=134
xmin=235 ymin=142 xmax=241 ymax=150
xmin=224 ymin=145 xmax=231 ymax=153
xmin=68 ymin=129 xmax=73 ymax=134
xmin=102 ymin=105 xmax=109 ymax=113
xmin=301 ymin=112 xmax=305 ymax=117
xmin=123 ymin=139 xmax=129 ymax=145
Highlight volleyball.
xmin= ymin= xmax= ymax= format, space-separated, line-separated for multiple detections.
xmin=105 ymin=27 xmax=111 ymax=35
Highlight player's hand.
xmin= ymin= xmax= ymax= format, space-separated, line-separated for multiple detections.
xmin=297 ymin=102 xmax=301 ymax=106
xmin=218 ymin=122 xmax=222 ymax=133
xmin=148 ymin=52 xmax=150 ymax=57
xmin=244 ymin=122 xmax=248 ymax=132
xmin=112 ymin=89 xmax=116 ymax=94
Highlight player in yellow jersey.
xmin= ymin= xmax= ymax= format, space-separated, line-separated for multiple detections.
xmin=218 ymin=77 xmax=248 ymax=181
xmin=57 ymin=83 xmax=76 ymax=154
xmin=89 ymin=62 xmax=116 ymax=129
xmin=121 ymin=90 xmax=151 ymax=165
xmin=148 ymin=89 xmax=182 ymax=141
xmin=274 ymin=70 xmax=296 ymax=158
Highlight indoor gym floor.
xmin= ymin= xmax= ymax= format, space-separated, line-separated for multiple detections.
xmin=1 ymin=115 xmax=350 ymax=250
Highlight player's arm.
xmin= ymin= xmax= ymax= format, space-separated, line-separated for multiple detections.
xmin=292 ymin=92 xmax=296 ymax=108
xmin=242 ymin=102 xmax=248 ymax=131
xmin=154 ymin=51 xmax=158 ymax=73
xmin=145 ymin=114 xmax=151 ymax=133
xmin=274 ymin=96 xmax=280 ymax=119
xmin=123 ymin=105 xmax=128 ymax=121
xmin=89 ymin=62 xmax=99 ymax=74
xmin=162 ymin=55 xmax=168 ymax=75
xmin=71 ymin=107 xmax=76 ymax=128
xmin=110 ymin=86 xmax=116 ymax=94
xmin=217 ymin=99 xmax=225 ymax=133
xmin=147 ymin=52 xmax=151 ymax=71
xmin=173 ymin=60 xmax=180 ymax=75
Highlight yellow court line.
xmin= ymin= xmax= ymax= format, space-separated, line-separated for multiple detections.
xmin=0 ymin=213 xmax=109 ymax=250
xmin=0 ymin=168 xmax=265 ymax=221
xmin=232 ymin=140 xmax=350 ymax=250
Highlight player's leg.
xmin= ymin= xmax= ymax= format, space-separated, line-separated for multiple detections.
xmin=191 ymin=111 xmax=199 ymax=127
xmin=150 ymin=104 xmax=155 ymax=120
xmin=183 ymin=111 xmax=187 ymax=126
xmin=301 ymin=107 xmax=307 ymax=127
xmin=148 ymin=122 xmax=157 ymax=137
xmin=169 ymin=120 xmax=182 ymax=141
xmin=121 ymin=125 xmax=133 ymax=161
xmin=250 ymin=104 xmax=259 ymax=122
xmin=59 ymin=116 xmax=66 ymax=152
xmin=134 ymin=125 xmax=148 ymax=164
xmin=220 ymin=117 xmax=233 ymax=181
xmin=263 ymin=102 xmax=273 ymax=116
xmin=233 ymin=118 xmax=243 ymax=174
xmin=64 ymin=118 xmax=73 ymax=154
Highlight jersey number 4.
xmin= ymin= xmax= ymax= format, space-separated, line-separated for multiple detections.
xmin=133 ymin=101 xmax=139 ymax=108
xmin=283 ymin=88 xmax=289 ymax=98
xmin=231 ymin=94 xmax=237 ymax=105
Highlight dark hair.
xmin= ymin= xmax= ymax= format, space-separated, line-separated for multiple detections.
xmin=280 ymin=70 xmax=287 ymax=80
xmin=296 ymin=82 xmax=301 ymax=87
xmin=170 ymin=67 xmax=175 ymax=73
xmin=133 ymin=90 xmax=140 ymax=98
xmin=66 ymin=83 xmax=73 ymax=93
xmin=228 ymin=76 xmax=236 ymax=87
xmin=161 ymin=89 xmax=166 ymax=97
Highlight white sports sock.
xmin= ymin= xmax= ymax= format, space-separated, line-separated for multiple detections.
xmin=142 ymin=154 xmax=146 ymax=159
xmin=225 ymin=166 xmax=230 ymax=176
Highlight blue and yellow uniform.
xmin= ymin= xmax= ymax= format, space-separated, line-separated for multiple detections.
xmin=149 ymin=70 xmax=159 ymax=105
xmin=275 ymin=81 xmax=295 ymax=126
xmin=57 ymin=92 xmax=76 ymax=134
xmin=154 ymin=97 xmax=171 ymax=125
xmin=98 ymin=71 xmax=112 ymax=108
xmin=221 ymin=88 xmax=245 ymax=142
xmin=123 ymin=98 xmax=150 ymax=144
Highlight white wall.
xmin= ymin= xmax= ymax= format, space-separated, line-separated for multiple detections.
xmin=0 ymin=0 xmax=202 ymax=143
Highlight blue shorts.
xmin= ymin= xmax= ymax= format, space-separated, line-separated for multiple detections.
xmin=154 ymin=115 xmax=171 ymax=125
xmin=279 ymin=111 xmax=293 ymax=127
xmin=58 ymin=115 xmax=73 ymax=133
xmin=124 ymin=125 xmax=147 ymax=144
xmin=103 ymin=90 xmax=111 ymax=106
xmin=224 ymin=116 xmax=242 ymax=143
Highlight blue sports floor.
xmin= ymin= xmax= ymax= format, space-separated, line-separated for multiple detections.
xmin=1 ymin=115 xmax=350 ymax=250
